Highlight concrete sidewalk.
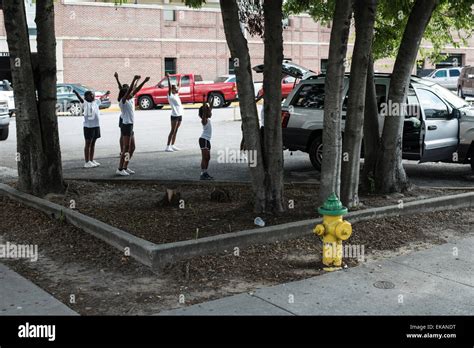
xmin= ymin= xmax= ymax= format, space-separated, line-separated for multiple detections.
xmin=0 ymin=263 xmax=77 ymax=315
xmin=161 ymin=235 xmax=474 ymax=315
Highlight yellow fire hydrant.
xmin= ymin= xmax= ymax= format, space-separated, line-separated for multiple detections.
xmin=313 ymin=193 xmax=352 ymax=272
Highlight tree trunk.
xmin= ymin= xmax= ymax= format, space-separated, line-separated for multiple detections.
xmin=319 ymin=0 xmax=353 ymax=204
xmin=219 ymin=0 xmax=266 ymax=212
xmin=3 ymin=0 xmax=64 ymax=196
xmin=361 ymin=56 xmax=380 ymax=193
xmin=3 ymin=0 xmax=47 ymax=196
xmin=375 ymin=0 xmax=438 ymax=193
xmin=341 ymin=0 xmax=377 ymax=208
xmin=36 ymin=0 xmax=64 ymax=193
xmin=262 ymin=0 xmax=285 ymax=213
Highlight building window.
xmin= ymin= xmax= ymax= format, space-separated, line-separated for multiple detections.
xmin=164 ymin=9 xmax=176 ymax=21
xmin=321 ymin=59 xmax=328 ymax=73
xmin=229 ymin=58 xmax=236 ymax=74
xmin=165 ymin=58 xmax=177 ymax=75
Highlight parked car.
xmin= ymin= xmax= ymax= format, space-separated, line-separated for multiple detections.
xmin=422 ymin=67 xmax=462 ymax=90
xmin=135 ymin=73 xmax=238 ymax=110
xmin=215 ymin=74 xmax=236 ymax=83
xmin=0 ymin=80 xmax=15 ymax=116
xmin=56 ymin=83 xmax=111 ymax=116
xmin=457 ymin=66 xmax=474 ymax=99
xmin=0 ymin=97 xmax=10 ymax=141
xmin=281 ymin=73 xmax=474 ymax=171
xmin=253 ymin=60 xmax=318 ymax=99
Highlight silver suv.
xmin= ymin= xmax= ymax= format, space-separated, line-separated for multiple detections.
xmin=0 ymin=97 xmax=10 ymax=141
xmin=281 ymin=74 xmax=474 ymax=171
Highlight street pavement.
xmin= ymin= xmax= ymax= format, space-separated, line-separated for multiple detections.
xmin=162 ymin=233 xmax=474 ymax=315
xmin=0 ymin=263 xmax=77 ymax=315
xmin=0 ymin=107 xmax=473 ymax=187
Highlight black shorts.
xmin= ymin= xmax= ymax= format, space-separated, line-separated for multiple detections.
xmin=199 ymin=138 xmax=211 ymax=150
xmin=171 ymin=116 xmax=182 ymax=122
xmin=83 ymin=127 xmax=101 ymax=140
xmin=121 ymin=124 xmax=134 ymax=137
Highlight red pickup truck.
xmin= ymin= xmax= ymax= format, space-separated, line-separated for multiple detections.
xmin=135 ymin=74 xmax=238 ymax=109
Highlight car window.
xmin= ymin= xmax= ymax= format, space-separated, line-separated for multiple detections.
xmin=434 ymin=70 xmax=447 ymax=78
xmin=195 ymin=75 xmax=203 ymax=82
xmin=160 ymin=77 xmax=178 ymax=88
xmin=406 ymin=88 xmax=421 ymax=119
xmin=214 ymin=76 xmax=228 ymax=83
xmin=291 ymin=83 xmax=325 ymax=109
xmin=57 ymin=86 xmax=72 ymax=94
xmin=416 ymin=89 xmax=449 ymax=119
xmin=449 ymin=69 xmax=460 ymax=77
xmin=181 ymin=76 xmax=190 ymax=86
xmin=228 ymin=77 xmax=236 ymax=83
xmin=283 ymin=76 xmax=296 ymax=84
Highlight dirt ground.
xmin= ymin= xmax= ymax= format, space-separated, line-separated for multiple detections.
xmin=41 ymin=180 xmax=471 ymax=244
xmin=1 ymin=189 xmax=473 ymax=315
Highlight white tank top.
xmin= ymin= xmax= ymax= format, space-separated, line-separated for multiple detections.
xmin=201 ymin=119 xmax=212 ymax=140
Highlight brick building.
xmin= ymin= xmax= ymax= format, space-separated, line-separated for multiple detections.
xmin=1 ymin=0 xmax=473 ymax=99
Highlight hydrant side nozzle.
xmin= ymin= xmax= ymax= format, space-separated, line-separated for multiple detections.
xmin=335 ymin=221 xmax=352 ymax=241
xmin=313 ymin=224 xmax=325 ymax=236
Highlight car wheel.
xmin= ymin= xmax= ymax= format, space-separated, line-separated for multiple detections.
xmin=0 ymin=127 xmax=9 ymax=141
xmin=458 ymin=87 xmax=465 ymax=99
xmin=138 ymin=96 xmax=154 ymax=110
xmin=209 ymin=93 xmax=224 ymax=108
xmin=68 ymin=102 xmax=82 ymax=116
xmin=309 ymin=136 xmax=323 ymax=171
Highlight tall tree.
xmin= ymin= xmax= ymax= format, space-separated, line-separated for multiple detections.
xmin=262 ymin=0 xmax=285 ymax=212
xmin=3 ymin=0 xmax=64 ymax=196
xmin=217 ymin=0 xmax=267 ymax=212
xmin=374 ymin=0 xmax=438 ymax=193
xmin=319 ymin=0 xmax=353 ymax=204
xmin=340 ymin=0 xmax=377 ymax=207
xmin=36 ymin=0 xmax=64 ymax=192
xmin=187 ymin=0 xmax=285 ymax=213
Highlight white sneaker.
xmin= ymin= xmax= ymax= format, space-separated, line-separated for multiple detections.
xmin=125 ymin=168 xmax=135 ymax=174
xmin=92 ymin=160 xmax=101 ymax=166
xmin=165 ymin=145 xmax=174 ymax=152
xmin=171 ymin=145 xmax=180 ymax=151
xmin=115 ymin=169 xmax=130 ymax=176
xmin=84 ymin=161 xmax=95 ymax=168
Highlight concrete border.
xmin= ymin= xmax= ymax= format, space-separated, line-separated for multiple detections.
xmin=1 ymin=183 xmax=473 ymax=272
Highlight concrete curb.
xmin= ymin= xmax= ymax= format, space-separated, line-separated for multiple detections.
xmin=0 ymin=183 xmax=156 ymax=268
xmin=1 ymin=183 xmax=473 ymax=272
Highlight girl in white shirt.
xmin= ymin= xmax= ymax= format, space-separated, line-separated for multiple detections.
xmin=165 ymin=73 xmax=184 ymax=152
xmin=198 ymin=96 xmax=214 ymax=180
xmin=116 ymin=75 xmax=150 ymax=176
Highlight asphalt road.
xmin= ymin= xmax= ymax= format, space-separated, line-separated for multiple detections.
xmin=0 ymin=106 xmax=473 ymax=187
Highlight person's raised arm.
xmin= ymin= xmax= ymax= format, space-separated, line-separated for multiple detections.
xmin=209 ymin=95 xmax=215 ymax=111
xmin=73 ymin=89 xmax=84 ymax=103
xmin=114 ymin=72 xmax=122 ymax=90
xmin=132 ymin=77 xmax=150 ymax=96
xmin=121 ymin=75 xmax=140 ymax=103
xmin=166 ymin=73 xmax=171 ymax=96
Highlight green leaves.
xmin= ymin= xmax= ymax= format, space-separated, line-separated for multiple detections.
xmin=284 ymin=0 xmax=474 ymax=64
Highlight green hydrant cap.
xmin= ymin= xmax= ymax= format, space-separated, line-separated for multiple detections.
xmin=318 ymin=193 xmax=348 ymax=216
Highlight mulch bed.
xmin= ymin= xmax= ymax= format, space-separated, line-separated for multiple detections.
xmin=1 ymin=190 xmax=472 ymax=315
